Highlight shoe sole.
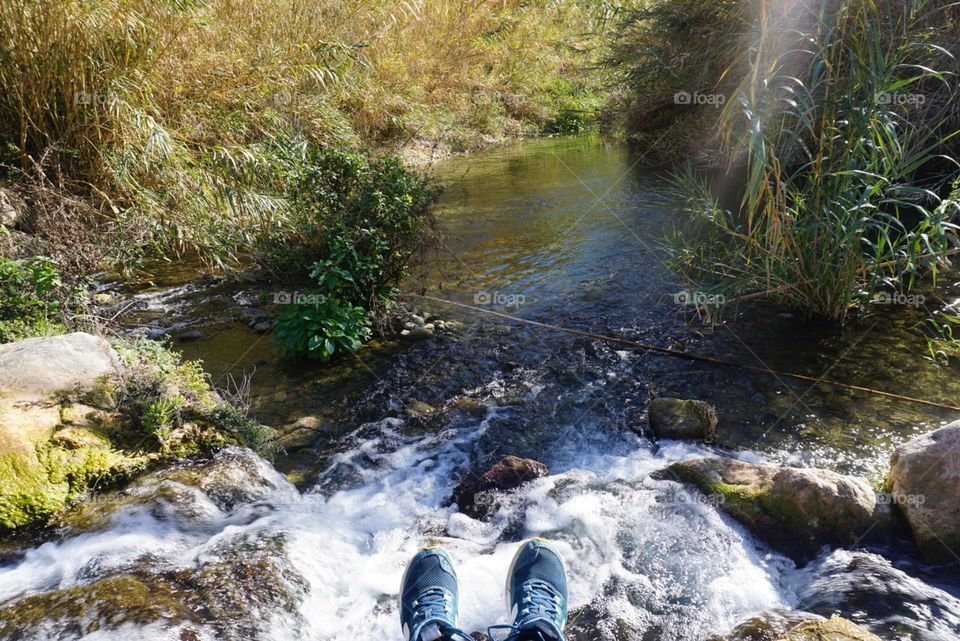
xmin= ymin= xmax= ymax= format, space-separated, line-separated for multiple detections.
xmin=399 ymin=545 xmax=463 ymax=638
xmin=503 ymin=537 xmax=567 ymax=629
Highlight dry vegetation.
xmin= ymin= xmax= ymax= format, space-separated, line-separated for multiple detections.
xmin=0 ymin=0 xmax=619 ymax=269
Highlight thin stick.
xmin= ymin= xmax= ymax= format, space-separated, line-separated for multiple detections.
xmin=408 ymin=293 xmax=960 ymax=413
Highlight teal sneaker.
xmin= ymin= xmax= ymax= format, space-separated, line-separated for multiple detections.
xmin=400 ymin=546 xmax=471 ymax=641
xmin=490 ymin=539 xmax=569 ymax=641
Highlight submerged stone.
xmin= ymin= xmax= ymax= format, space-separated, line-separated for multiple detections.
xmin=647 ymin=397 xmax=718 ymax=440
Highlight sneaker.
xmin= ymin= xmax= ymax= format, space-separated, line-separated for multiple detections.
xmin=400 ymin=546 xmax=470 ymax=641
xmin=494 ymin=538 xmax=569 ymax=641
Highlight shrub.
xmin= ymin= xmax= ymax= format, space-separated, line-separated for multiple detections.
xmin=265 ymin=148 xmax=435 ymax=359
xmin=0 ymin=257 xmax=80 ymax=342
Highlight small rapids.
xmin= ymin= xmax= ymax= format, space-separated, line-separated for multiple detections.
xmin=3 ymin=136 xmax=960 ymax=641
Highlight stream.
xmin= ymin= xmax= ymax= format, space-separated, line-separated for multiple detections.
xmin=3 ymin=135 xmax=960 ymax=640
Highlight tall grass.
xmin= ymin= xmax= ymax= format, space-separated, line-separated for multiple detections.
xmin=615 ymin=0 xmax=960 ymax=320
xmin=0 ymin=0 xmax=620 ymax=271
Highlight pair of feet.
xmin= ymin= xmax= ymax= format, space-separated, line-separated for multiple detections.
xmin=400 ymin=539 xmax=569 ymax=641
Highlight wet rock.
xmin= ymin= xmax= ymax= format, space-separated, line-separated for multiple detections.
xmin=445 ymin=396 xmax=489 ymax=420
xmin=647 ymin=397 xmax=717 ymax=440
xmin=177 ymin=329 xmax=205 ymax=342
xmin=253 ymin=320 xmax=273 ymax=333
xmin=793 ymin=550 xmax=960 ymax=639
xmin=276 ymin=416 xmax=320 ymax=451
xmin=885 ymin=421 xmax=960 ymax=562
xmin=656 ymin=457 xmax=888 ymax=561
xmin=717 ymin=609 xmax=823 ymax=641
xmin=454 ymin=455 xmax=548 ymax=519
xmin=405 ymin=400 xmax=436 ymax=417
xmin=59 ymin=447 xmax=290 ymax=532
xmin=401 ymin=326 xmax=434 ymax=339
xmin=780 ymin=617 xmax=882 ymax=641
xmin=0 ymin=531 xmax=307 ymax=640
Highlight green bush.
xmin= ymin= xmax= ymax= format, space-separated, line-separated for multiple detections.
xmin=0 ymin=257 xmax=77 ymax=342
xmin=264 ymin=147 xmax=435 ymax=359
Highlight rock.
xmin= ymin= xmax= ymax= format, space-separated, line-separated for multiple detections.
xmin=401 ymin=326 xmax=433 ymax=339
xmin=713 ymin=613 xmax=880 ymax=641
xmin=0 ymin=191 xmax=18 ymax=229
xmin=405 ymin=400 xmax=436 ymax=417
xmin=0 ymin=332 xmax=120 ymax=401
xmin=0 ymin=334 xmax=127 ymax=530
xmin=781 ymin=617 xmax=881 ymax=641
xmin=886 ymin=421 xmax=960 ymax=562
xmin=59 ymin=447 xmax=293 ymax=533
xmin=253 ymin=320 xmax=273 ymax=333
xmin=276 ymin=416 xmax=320 ymax=451
xmin=656 ymin=457 xmax=888 ymax=561
xmin=177 ymin=330 xmax=205 ymax=342
xmin=454 ymin=455 xmax=549 ymax=519
xmin=0 ymin=527 xmax=307 ymax=639
xmin=719 ymin=609 xmax=824 ymax=641
xmin=648 ymin=398 xmax=718 ymax=440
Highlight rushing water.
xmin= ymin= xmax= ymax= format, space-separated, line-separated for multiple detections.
xmin=3 ymin=135 xmax=960 ymax=640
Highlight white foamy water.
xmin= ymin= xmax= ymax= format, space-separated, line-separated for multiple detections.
xmin=0 ymin=405 xmax=796 ymax=641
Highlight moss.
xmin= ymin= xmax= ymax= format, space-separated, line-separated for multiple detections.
xmin=0 ymin=574 xmax=196 ymax=637
xmin=0 ymin=434 xmax=139 ymax=531
xmin=1 ymin=335 xmax=274 ymax=532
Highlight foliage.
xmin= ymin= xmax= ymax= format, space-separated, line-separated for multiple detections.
xmin=113 ymin=338 xmax=275 ymax=453
xmin=633 ymin=0 xmax=960 ymax=320
xmin=266 ymin=148 xmax=433 ymax=359
xmin=0 ymin=0 xmax=622 ymax=272
xmin=0 ymin=257 xmax=80 ymax=342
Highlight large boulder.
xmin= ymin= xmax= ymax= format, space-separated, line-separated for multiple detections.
xmin=454 ymin=455 xmax=548 ymax=519
xmin=0 ymin=333 xmax=126 ymax=530
xmin=648 ymin=397 xmax=718 ymax=440
xmin=0 ymin=332 xmax=120 ymax=401
xmin=886 ymin=421 xmax=960 ymax=562
xmin=656 ymin=457 xmax=888 ymax=561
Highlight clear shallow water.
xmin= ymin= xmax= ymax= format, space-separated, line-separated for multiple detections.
xmin=4 ymin=135 xmax=960 ymax=640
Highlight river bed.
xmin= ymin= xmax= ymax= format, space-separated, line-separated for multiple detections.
xmin=2 ymin=135 xmax=960 ymax=640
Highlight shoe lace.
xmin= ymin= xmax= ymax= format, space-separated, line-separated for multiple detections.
xmin=487 ymin=580 xmax=564 ymax=641
xmin=412 ymin=588 xmax=471 ymax=641
xmin=412 ymin=587 xmax=452 ymax=623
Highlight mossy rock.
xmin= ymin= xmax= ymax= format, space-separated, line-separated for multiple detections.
xmin=655 ymin=457 xmax=888 ymax=562
xmin=783 ymin=617 xmax=881 ymax=641
xmin=0 ymin=574 xmax=197 ymax=638
xmin=0 ymin=530 xmax=307 ymax=639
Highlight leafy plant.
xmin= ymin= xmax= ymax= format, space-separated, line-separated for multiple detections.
xmin=141 ymin=395 xmax=185 ymax=442
xmin=0 ymin=257 xmax=77 ymax=342
xmin=275 ymin=295 xmax=372 ymax=361
xmin=266 ymin=147 xmax=434 ymax=359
